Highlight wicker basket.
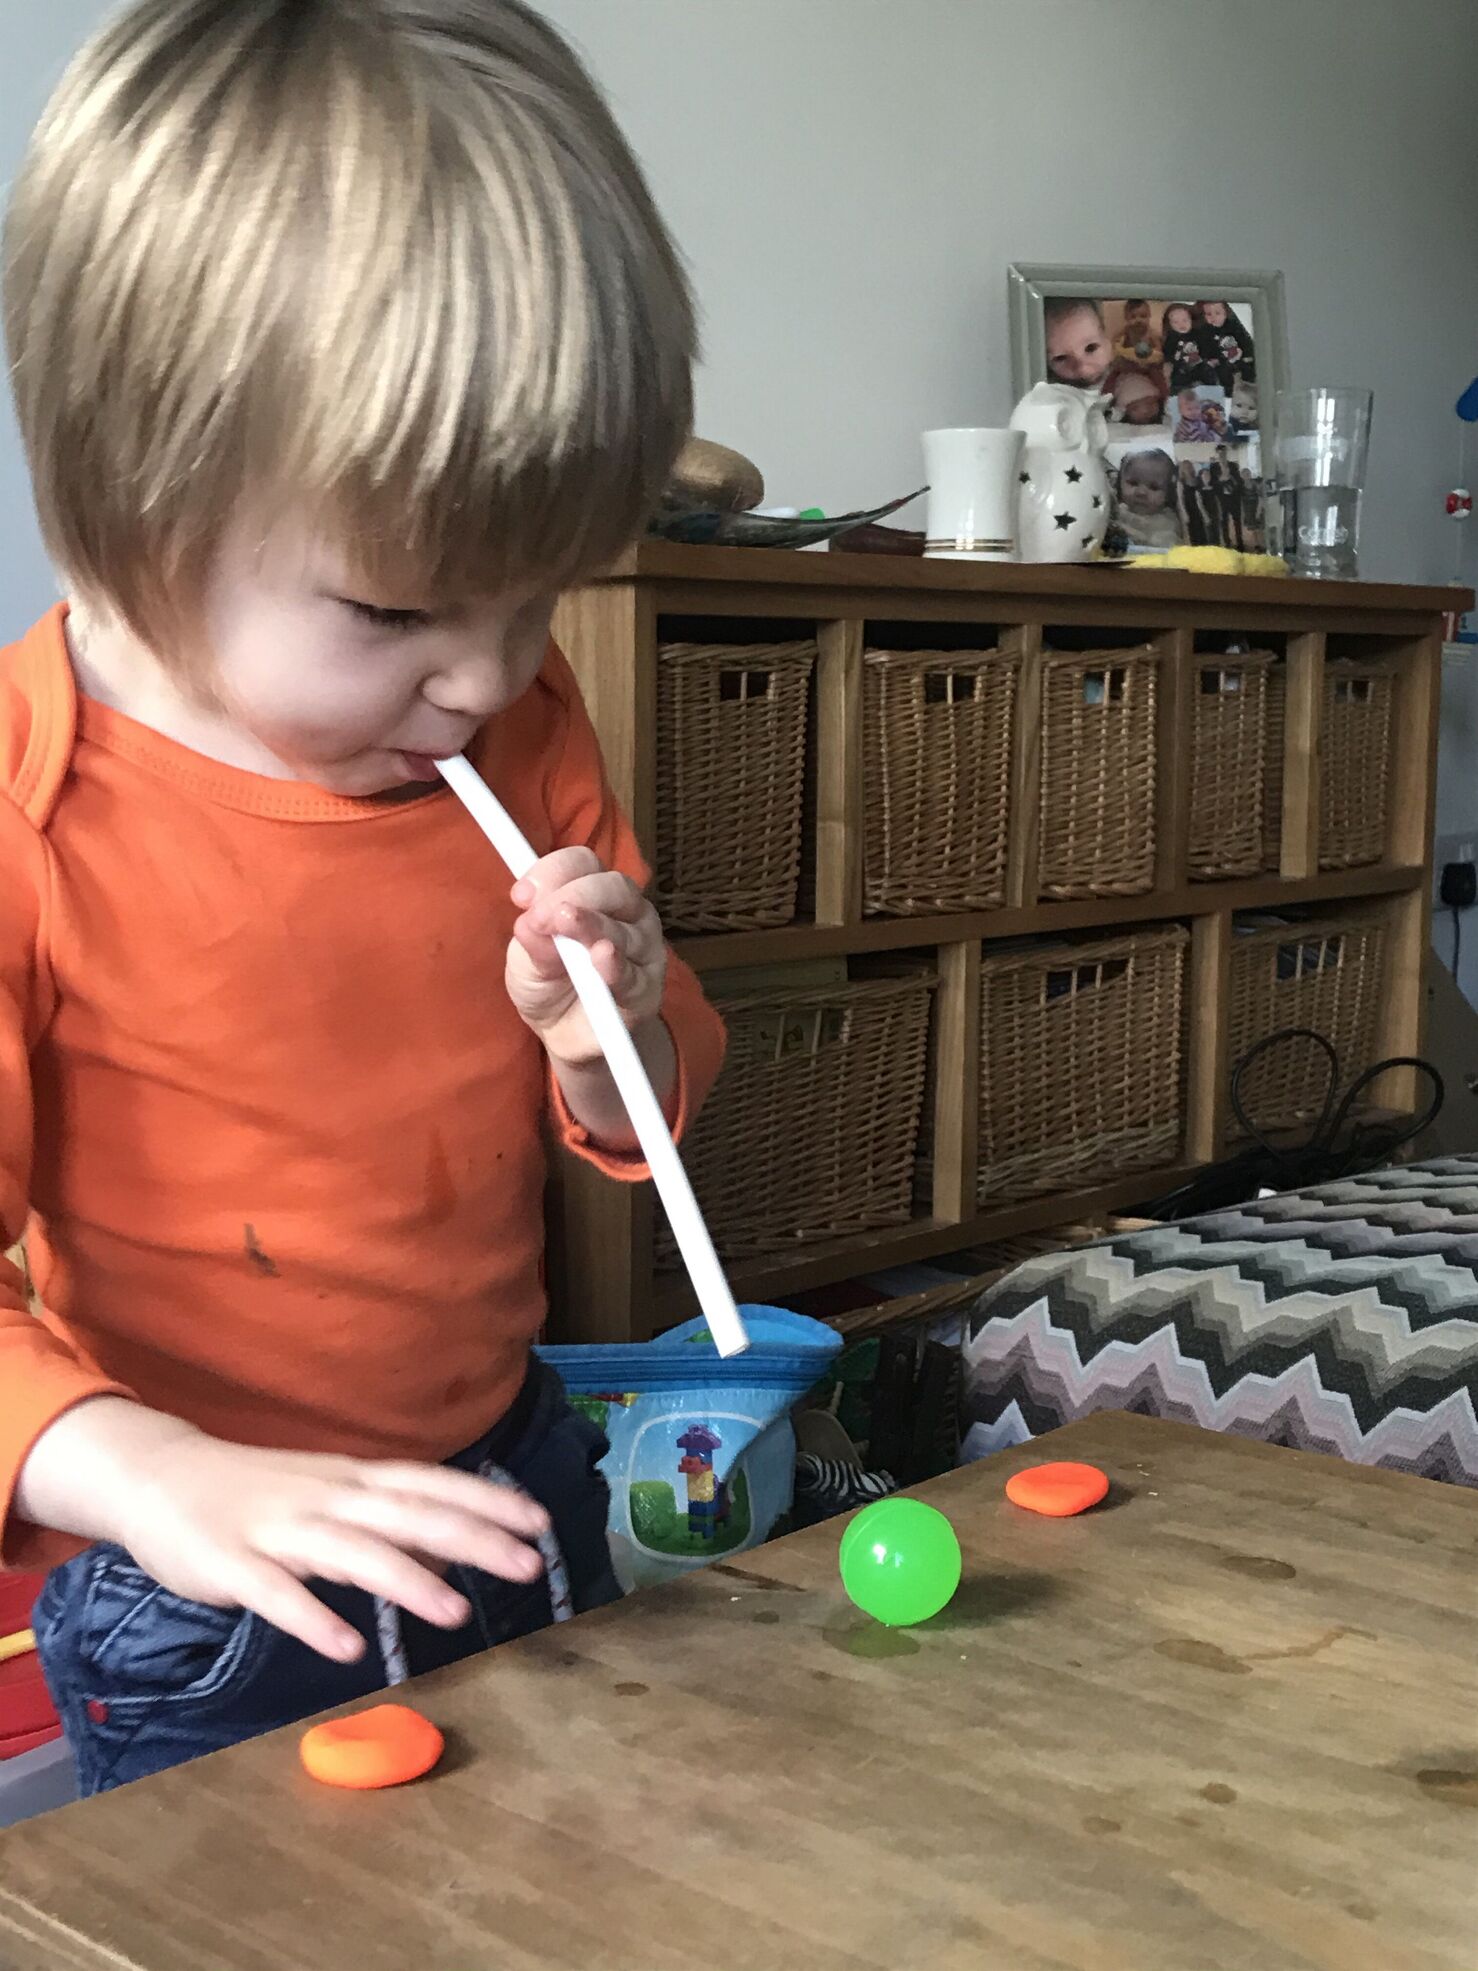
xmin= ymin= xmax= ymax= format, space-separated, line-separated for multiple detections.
xmin=654 ymin=639 xmax=816 ymax=931
xmin=1038 ymin=647 xmax=1158 ymax=898
xmin=1320 ymin=660 xmax=1393 ymax=868
xmin=1262 ymin=660 xmax=1393 ymax=872
xmin=1226 ymin=913 xmax=1387 ymax=1134
xmin=976 ymin=925 xmax=1188 ymax=1206
xmin=1188 ymin=652 xmax=1274 ymax=880
xmin=862 ymin=646 xmax=1018 ymax=914
xmin=656 ymin=969 xmax=936 ymax=1267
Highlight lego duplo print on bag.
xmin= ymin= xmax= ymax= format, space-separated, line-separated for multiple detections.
xmin=540 ymin=1310 xmax=840 ymax=1591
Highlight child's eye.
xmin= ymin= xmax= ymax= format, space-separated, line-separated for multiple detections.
xmin=340 ymin=599 xmax=433 ymax=634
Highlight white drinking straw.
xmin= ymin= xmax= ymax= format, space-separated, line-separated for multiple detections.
xmin=437 ymin=752 xmax=750 ymax=1358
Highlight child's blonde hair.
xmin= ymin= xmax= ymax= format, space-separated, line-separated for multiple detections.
xmin=3 ymin=0 xmax=694 ymax=656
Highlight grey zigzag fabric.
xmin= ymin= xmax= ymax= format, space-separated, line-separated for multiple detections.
xmin=961 ymin=1156 xmax=1478 ymax=1485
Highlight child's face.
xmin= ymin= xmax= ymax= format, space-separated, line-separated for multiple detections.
xmin=1167 ymin=306 xmax=1193 ymax=336
xmin=1118 ymin=458 xmax=1170 ymax=515
xmin=1179 ymin=389 xmax=1200 ymax=414
xmin=1114 ymin=372 xmax=1162 ymax=424
xmin=1046 ymin=305 xmax=1111 ymax=387
xmin=1124 ymin=301 xmax=1150 ymax=331
xmin=1201 ymin=301 xmax=1229 ymax=328
xmin=201 ymin=523 xmax=555 ymax=795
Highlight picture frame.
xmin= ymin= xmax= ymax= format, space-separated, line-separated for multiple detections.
xmin=1007 ymin=264 xmax=1289 ymax=557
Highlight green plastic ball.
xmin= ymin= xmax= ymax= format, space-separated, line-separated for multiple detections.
xmin=838 ymin=1498 xmax=962 ymax=1627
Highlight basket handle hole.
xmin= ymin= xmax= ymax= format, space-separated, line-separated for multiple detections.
xmin=1200 ymin=667 xmax=1243 ymax=695
xmin=718 ymin=669 xmax=774 ymax=704
xmin=1043 ymin=955 xmax=1130 ymax=1004
xmin=766 ymin=1007 xmax=850 ymax=1062
xmin=1275 ymin=934 xmax=1344 ymax=980
xmin=923 ymin=672 xmax=984 ymax=706
xmin=1334 ymin=677 xmax=1373 ymax=706
xmin=1083 ymin=667 xmax=1127 ymax=707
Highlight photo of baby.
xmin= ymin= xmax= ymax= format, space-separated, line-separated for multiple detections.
xmin=1174 ymin=384 xmax=1227 ymax=443
xmin=1104 ymin=360 xmax=1170 ymax=427
xmin=1044 ymin=297 xmax=1114 ymax=390
xmin=1108 ymin=441 xmax=1183 ymax=552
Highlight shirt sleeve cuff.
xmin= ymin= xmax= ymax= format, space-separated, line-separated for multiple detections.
xmin=547 ymin=1018 xmax=694 ymax=1183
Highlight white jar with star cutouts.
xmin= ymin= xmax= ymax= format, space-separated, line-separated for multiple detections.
xmin=1009 ymin=382 xmax=1112 ymax=562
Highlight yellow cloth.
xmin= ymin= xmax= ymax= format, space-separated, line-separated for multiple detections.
xmin=1131 ymin=546 xmax=1288 ymax=576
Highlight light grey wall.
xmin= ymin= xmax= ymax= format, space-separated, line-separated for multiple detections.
xmin=0 ymin=3 xmax=107 ymax=629
xmin=536 ymin=0 xmax=1478 ymax=593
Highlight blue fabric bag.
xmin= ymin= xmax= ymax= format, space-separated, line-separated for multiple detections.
xmin=538 ymin=1309 xmax=841 ymax=1590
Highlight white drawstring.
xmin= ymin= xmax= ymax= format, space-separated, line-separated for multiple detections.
xmin=373 ymin=1460 xmax=571 ymax=1688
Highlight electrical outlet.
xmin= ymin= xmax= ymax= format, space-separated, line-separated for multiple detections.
xmin=1434 ymin=832 xmax=1478 ymax=899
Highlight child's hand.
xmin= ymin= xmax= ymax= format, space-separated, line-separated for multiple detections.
xmin=507 ymin=847 xmax=668 ymax=1063
xmin=40 ymin=1403 xmax=551 ymax=1662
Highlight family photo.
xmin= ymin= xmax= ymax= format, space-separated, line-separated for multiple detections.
xmin=1042 ymin=293 xmax=1263 ymax=554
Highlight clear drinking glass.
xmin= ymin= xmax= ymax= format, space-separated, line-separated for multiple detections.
xmin=1272 ymin=387 xmax=1373 ymax=579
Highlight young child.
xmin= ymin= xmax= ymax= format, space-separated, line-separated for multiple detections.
xmin=1174 ymin=388 xmax=1216 ymax=444
xmin=1162 ymin=303 xmax=1213 ymax=393
xmin=1112 ymin=298 xmax=1163 ymax=372
xmin=1044 ymin=298 xmax=1113 ymax=390
xmin=1228 ymin=376 xmax=1260 ymax=438
xmin=1197 ymin=299 xmax=1257 ymax=393
xmin=1114 ymin=449 xmax=1183 ymax=551
xmin=0 ymin=0 xmax=725 ymax=1796
xmin=1103 ymin=362 xmax=1169 ymax=427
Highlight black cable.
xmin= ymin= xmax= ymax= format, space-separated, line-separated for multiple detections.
xmin=1142 ymin=1028 xmax=1445 ymax=1219
xmin=1453 ymin=905 xmax=1463 ymax=980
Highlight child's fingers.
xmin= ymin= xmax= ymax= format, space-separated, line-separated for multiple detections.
xmin=368 ymin=1461 xmax=552 ymax=1538
xmin=328 ymin=1488 xmax=546 ymax=1585
xmin=510 ymin=847 xmax=601 ymax=906
xmin=277 ymin=1523 xmax=474 ymax=1631
xmin=227 ymin=1555 xmax=366 ymax=1664
xmin=509 ymin=913 xmax=569 ymax=979
xmin=591 ymin=939 xmax=638 ymax=997
xmin=522 ymin=874 xmax=651 ymax=940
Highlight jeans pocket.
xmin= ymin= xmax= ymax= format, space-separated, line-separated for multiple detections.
xmin=74 ymin=1547 xmax=260 ymax=1710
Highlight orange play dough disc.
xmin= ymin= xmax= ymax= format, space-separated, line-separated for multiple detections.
xmin=300 ymin=1704 xmax=444 ymax=1791
xmin=1005 ymin=1461 xmax=1110 ymax=1518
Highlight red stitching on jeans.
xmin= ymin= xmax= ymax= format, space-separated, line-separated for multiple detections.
xmin=86 ymin=1699 xmax=109 ymax=1725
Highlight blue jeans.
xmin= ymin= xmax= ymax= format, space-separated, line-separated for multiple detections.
xmin=34 ymin=1361 xmax=619 ymax=1796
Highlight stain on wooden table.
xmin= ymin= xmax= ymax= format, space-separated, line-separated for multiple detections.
xmin=1 ymin=1415 xmax=1474 ymax=1971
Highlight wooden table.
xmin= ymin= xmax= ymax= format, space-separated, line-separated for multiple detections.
xmin=2 ymin=1415 xmax=1475 ymax=1971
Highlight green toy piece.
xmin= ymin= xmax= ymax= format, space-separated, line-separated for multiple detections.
xmin=838 ymin=1497 xmax=962 ymax=1627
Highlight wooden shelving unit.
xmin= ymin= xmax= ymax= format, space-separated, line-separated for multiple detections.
xmin=547 ymin=543 xmax=1465 ymax=1344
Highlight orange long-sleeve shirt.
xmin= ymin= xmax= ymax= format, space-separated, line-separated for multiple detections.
xmin=0 ymin=607 xmax=724 ymax=1571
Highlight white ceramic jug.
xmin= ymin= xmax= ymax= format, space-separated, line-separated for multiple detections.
xmin=1010 ymin=383 xmax=1112 ymax=563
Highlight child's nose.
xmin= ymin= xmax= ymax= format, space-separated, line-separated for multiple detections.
xmin=424 ymin=650 xmax=507 ymax=718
